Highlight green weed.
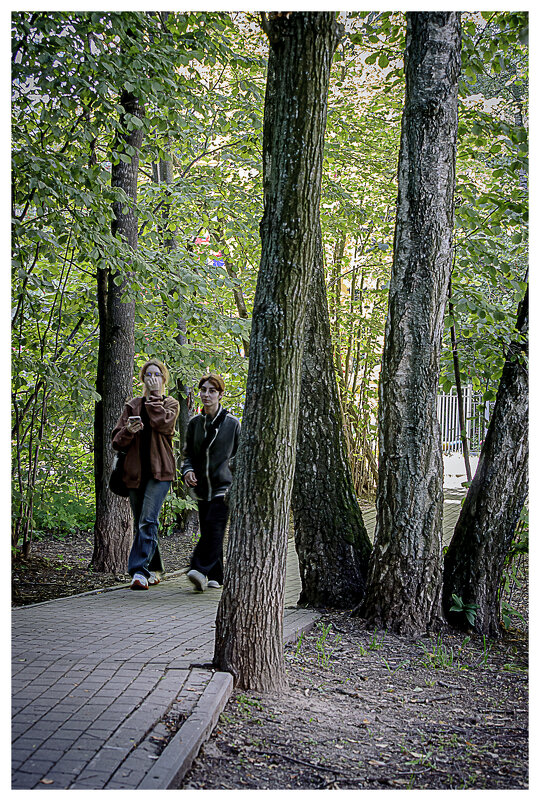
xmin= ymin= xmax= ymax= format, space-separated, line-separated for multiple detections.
xmin=293 ymin=632 xmax=305 ymax=659
xmin=315 ymin=622 xmax=341 ymax=667
xmin=449 ymin=594 xmax=478 ymax=626
xmin=477 ymin=635 xmax=493 ymax=668
xmin=235 ymin=694 xmax=264 ymax=723
xmin=368 ymin=629 xmax=386 ymax=651
xmin=417 ymin=634 xmax=459 ymax=669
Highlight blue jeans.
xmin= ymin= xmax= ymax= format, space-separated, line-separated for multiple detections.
xmin=128 ymin=479 xmax=171 ymax=578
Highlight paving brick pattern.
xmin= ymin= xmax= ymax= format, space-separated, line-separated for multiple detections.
xmin=12 ymin=540 xmax=318 ymax=789
xmin=12 ymin=500 xmax=462 ymax=790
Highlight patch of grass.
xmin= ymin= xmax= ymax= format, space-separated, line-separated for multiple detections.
xmin=314 ymin=622 xmax=342 ymax=668
xmin=236 ymin=693 xmax=265 ymax=723
xmin=357 ymin=629 xmax=386 ymax=656
xmin=417 ymin=634 xmax=461 ymax=669
xmin=368 ymin=629 xmax=386 ymax=651
xmin=293 ymin=632 xmax=305 ymax=659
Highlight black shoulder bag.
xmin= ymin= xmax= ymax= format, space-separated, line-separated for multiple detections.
xmin=109 ymin=452 xmax=129 ymax=497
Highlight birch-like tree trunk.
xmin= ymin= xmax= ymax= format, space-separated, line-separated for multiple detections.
xmin=292 ymin=227 xmax=371 ymax=608
xmin=443 ymin=288 xmax=528 ymax=636
xmin=213 ymin=11 xmax=340 ymax=692
xmin=92 ymin=90 xmax=144 ymax=571
xmin=358 ymin=12 xmax=461 ymax=634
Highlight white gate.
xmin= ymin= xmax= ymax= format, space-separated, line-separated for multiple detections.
xmin=437 ymin=385 xmax=492 ymax=455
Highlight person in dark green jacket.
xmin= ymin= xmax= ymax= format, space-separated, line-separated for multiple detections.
xmin=181 ymin=373 xmax=241 ymax=592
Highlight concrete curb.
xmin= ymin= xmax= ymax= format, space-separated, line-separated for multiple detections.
xmin=283 ymin=609 xmax=320 ymax=645
xmin=139 ymin=611 xmax=320 ymax=789
xmin=138 ymin=670 xmax=234 ymax=789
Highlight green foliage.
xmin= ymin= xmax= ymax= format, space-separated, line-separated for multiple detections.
xmin=11 ymin=11 xmax=528 ymax=549
xmin=33 ymin=492 xmax=95 ymax=538
xmin=12 ymin=10 xmax=263 ymax=547
xmin=449 ymin=594 xmax=478 ymax=627
xmin=499 ymin=505 xmax=528 ymax=629
xmin=441 ymin=12 xmax=528 ymax=404
xmin=158 ymin=490 xmax=198 ymax=538
xmin=323 ymin=13 xmax=405 ymax=496
xmin=501 ymin=602 xmax=525 ymax=631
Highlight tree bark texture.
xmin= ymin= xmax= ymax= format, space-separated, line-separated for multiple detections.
xmin=213 ymin=12 xmax=340 ymax=692
xmin=359 ymin=13 xmax=461 ymax=634
xmin=442 ymin=288 xmax=528 ymax=637
xmin=292 ymin=227 xmax=372 ymax=608
xmin=92 ymin=90 xmax=144 ymax=572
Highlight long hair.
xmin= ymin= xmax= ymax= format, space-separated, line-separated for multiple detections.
xmin=139 ymin=358 xmax=170 ymax=396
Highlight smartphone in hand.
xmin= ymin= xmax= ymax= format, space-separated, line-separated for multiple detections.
xmin=127 ymin=415 xmax=143 ymax=432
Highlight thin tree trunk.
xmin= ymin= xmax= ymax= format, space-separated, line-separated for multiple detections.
xmin=449 ymin=276 xmax=472 ymax=480
xmin=175 ymin=314 xmax=198 ymax=537
xmin=213 ymin=11 xmax=340 ymax=692
xmin=213 ymin=222 xmax=251 ymax=357
xmin=343 ymin=242 xmax=360 ymax=388
xmin=292 ymin=227 xmax=371 ymax=608
xmin=358 ymin=12 xmax=461 ymax=635
xmin=331 ymin=233 xmax=346 ymax=394
xmin=153 ymin=155 xmax=198 ymax=536
xmin=443 ymin=287 xmax=528 ymax=636
xmin=91 ymin=90 xmax=144 ymax=572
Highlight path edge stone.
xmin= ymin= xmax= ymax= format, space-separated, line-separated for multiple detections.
xmin=138 ymin=612 xmax=319 ymax=789
xmin=138 ymin=670 xmax=234 ymax=789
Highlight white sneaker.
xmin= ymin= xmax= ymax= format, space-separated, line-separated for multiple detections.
xmin=187 ymin=569 xmax=208 ymax=592
xmin=207 ymin=580 xmax=221 ymax=589
xmin=130 ymin=573 xmax=148 ymax=590
xmin=148 ymin=572 xmax=161 ymax=585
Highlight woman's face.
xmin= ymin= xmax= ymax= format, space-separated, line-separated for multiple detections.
xmin=199 ymin=380 xmax=223 ymax=416
xmin=144 ymin=365 xmax=164 ymax=394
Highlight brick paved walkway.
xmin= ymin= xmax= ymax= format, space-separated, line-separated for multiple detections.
xmin=12 ymin=496 xmax=463 ymax=789
xmin=12 ymin=540 xmax=318 ymax=789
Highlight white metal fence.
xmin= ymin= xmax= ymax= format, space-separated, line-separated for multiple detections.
xmin=437 ymin=385 xmax=492 ymax=455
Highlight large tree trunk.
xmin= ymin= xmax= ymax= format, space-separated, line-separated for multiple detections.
xmin=91 ymin=90 xmax=144 ymax=572
xmin=358 ymin=13 xmax=461 ymax=634
xmin=443 ymin=288 xmax=528 ymax=637
xmin=213 ymin=11 xmax=340 ymax=692
xmin=292 ymin=227 xmax=371 ymax=608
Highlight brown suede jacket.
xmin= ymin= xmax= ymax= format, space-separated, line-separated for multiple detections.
xmin=111 ymin=395 xmax=179 ymax=488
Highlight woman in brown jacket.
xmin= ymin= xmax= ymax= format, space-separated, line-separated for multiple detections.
xmin=112 ymin=358 xmax=179 ymax=590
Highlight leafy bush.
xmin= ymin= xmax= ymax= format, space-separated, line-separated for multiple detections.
xmin=32 ymin=492 xmax=95 ymax=538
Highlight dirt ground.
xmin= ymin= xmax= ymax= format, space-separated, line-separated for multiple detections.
xmin=181 ymin=611 xmax=528 ymax=790
xmin=12 ymin=530 xmax=528 ymax=790
xmin=10 ymin=528 xmax=195 ymax=607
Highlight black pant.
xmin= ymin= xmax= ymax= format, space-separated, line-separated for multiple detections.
xmin=191 ymin=497 xmax=229 ymax=583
